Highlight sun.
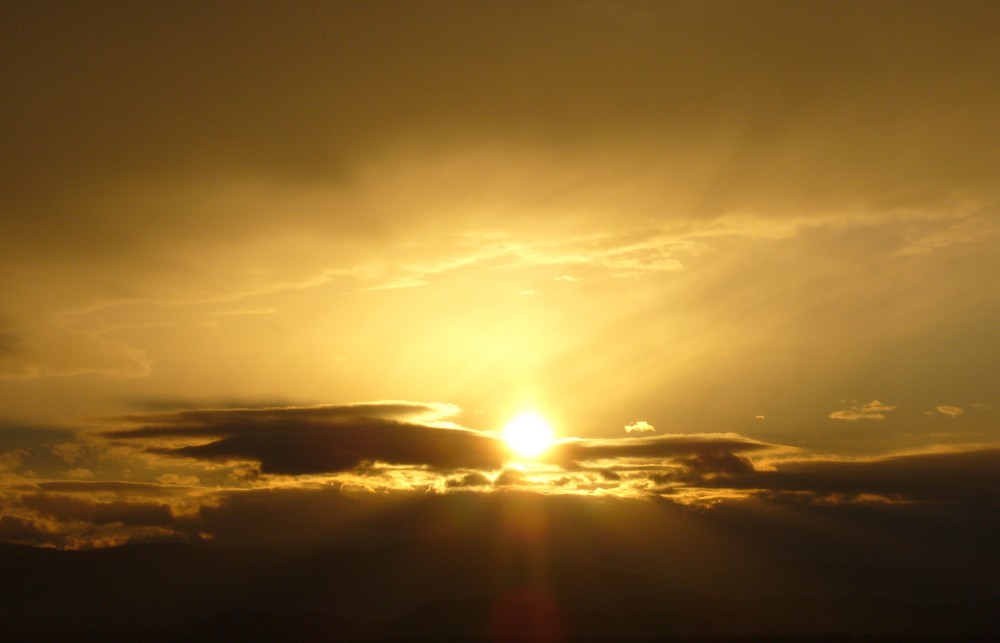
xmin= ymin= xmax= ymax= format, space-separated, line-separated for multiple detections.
xmin=502 ymin=411 xmax=555 ymax=459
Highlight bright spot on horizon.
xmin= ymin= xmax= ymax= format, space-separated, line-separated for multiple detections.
xmin=502 ymin=411 xmax=555 ymax=459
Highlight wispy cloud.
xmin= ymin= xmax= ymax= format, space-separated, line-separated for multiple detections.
xmin=713 ymin=447 xmax=1000 ymax=505
xmin=936 ymin=405 xmax=964 ymax=418
xmin=0 ymin=330 xmax=151 ymax=380
xmin=894 ymin=216 xmax=1000 ymax=256
xmin=829 ymin=400 xmax=898 ymax=421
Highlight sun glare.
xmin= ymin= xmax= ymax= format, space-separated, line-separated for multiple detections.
xmin=503 ymin=411 xmax=555 ymax=459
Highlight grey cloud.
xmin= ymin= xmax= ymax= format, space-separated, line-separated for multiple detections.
xmin=446 ymin=472 xmax=491 ymax=488
xmin=493 ymin=469 xmax=524 ymax=487
xmin=680 ymin=451 xmax=754 ymax=477
xmin=108 ymin=403 xmax=505 ymax=475
xmin=713 ymin=448 xmax=1000 ymax=504
xmin=596 ymin=469 xmax=622 ymax=481
xmin=546 ymin=434 xmax=776 ymax=468
xmin=0 ymin=514 xmax=63 ymax=548
xmin=0 ymin=426 xmax=94 ymax=480
xmin=0 ymin=425 xmax=78 ymax=451
xmin=21 ymin=494 xmax=174 ymax=527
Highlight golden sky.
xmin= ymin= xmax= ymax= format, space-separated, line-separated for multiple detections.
xmin=2 ymin=1 xmax=999 ymax=552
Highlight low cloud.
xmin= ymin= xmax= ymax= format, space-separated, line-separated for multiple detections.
xmin=549 ymin=434 xmax=775 ymax=461
xmin=624 ymin=420 xmax=655 ymax=434
xmin=108 ymin=402 xmax=506 ymax=475
xmin=5 ymin=398 xmax=997 ymax=549
xmin=445 ymin=472 xmax=491 ymax=488
xmin=936 ymin=405 xmax=964 ymax=418
xmin=710 ymin=448 xmax=1000 ymax=504
xmin=493 ymin=469 xmax=525 ymax=487
xmin=0 ymin=514 xmax=62 ymax=547
xmin=828 ymin=400 xmax=898 ymax=421
xmin=681 ymin=451 xmax=754 ymax=477
xmin=21 ymin=494 xmax=174 ymax=527
xmin=155 ymin=473 xmax=200 ymax=486
xmin=545 ymin=434 xmax=778 ymax=480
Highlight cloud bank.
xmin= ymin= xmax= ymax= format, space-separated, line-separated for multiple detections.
xmin=108 ymin=403 xmax=506 ymax=475
xmin=0 ymin=398 xmax=998 ymax=549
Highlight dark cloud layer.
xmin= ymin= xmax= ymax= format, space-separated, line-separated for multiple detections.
xmin=445 ymin=471 xmax=491 ymax=489
xmin=21 ymin=493 xmax=173 ymax=527
xmin=105 ymin=404 xmax=783 ymax=477
xmin=108 ymin=403 xmax=506 ymax=474
xmin=547 ymin=434 xmax=774 ymax=470
xmin=722 ymin=448 xmax=1000 ymax=504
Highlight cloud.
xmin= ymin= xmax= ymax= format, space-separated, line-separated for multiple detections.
xmin=108 ymin=402 xmax=506 ymax=475
xmin=828 ymin=400 xmax=898 ymax=421
xmin=0 ymin=426 xmax=79 ymax=451
xmin=624 ymin=420 xmax=655 ymax=434
xmin=546 ymin=434 xmax=778 ymax=472
xmin=0 ymin=449 xmax=26 ymax=473
xmin=445 ymin=472 xmax=491 ymax=488
xmin=894 ymin=217 xmax=1000 ymax=256
xmin=596 ymin=469 xmax=621 ymax=481
xmin=711 ymin=448 xmax=1000 ymax=504
xmin=936 ymin=405 xmax=964 ymax=418
xmin=0 ymin=514 xmax=62 ymax=547
xmin=32 ymin=481 xmax=189 ymax=496
xmin=51 ymin=442 xmax=83 ymax=463
xmin=492 ymin=469 xmax=525 ymax=487
xmin=680 ymin=451 xmax=754 ymax=477
xmin=21 ymin=494 xmax=174 ymax=527
xmin=0 ymin=330 xmax=151 ymax=380
xmin=155 ymin=473 xmax=200 ymax=486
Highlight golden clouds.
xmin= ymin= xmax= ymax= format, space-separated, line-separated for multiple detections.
xmin=829 ymin=400 xmax=899 ymax=422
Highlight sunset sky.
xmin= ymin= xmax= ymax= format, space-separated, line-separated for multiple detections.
xmin=1 ymin=3 xmax=999 ymax=636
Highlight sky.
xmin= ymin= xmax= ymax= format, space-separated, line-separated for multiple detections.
xmin=2 ymin=4 xmax=1000 ymax=631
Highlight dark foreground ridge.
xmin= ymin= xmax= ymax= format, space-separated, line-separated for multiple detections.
xmin=1 ymin=537 xmax=997 ymax=642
